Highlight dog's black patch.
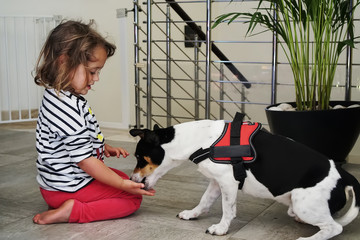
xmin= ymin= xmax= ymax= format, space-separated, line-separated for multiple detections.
xmin=249 ymin=129 xmax=331 ymax=196
xmin=130 ymin=126 xmax=176 ymax=167
xmin=328 ymin=177 xmax=347 ymax=215
xmin=134 ymin=140 xmax=165 ymax=166
xmin=329 ymin=166 xmax=360 ymax=214
xmin=130 ymin=126 xmax=175 ymax=146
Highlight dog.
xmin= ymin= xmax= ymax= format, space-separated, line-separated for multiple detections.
xmin=129 ymin=115 xmax=360 ymax=240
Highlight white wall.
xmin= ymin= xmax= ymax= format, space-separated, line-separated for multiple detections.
xmin=1 ymin=0 xmax=359 ymax=162
xmin=0 ymin=0 xmax=134 ymax=128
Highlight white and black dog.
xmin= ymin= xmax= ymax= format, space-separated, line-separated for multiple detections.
xmin=129 ymin=115 xmax=360 ymax=240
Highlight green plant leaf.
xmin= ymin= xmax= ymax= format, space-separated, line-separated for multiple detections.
xmin=213 ymin=0 xmax=359 ymax=111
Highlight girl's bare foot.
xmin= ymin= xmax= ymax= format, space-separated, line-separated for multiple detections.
xmin=33 ymin=199 xmax=74 ymax=224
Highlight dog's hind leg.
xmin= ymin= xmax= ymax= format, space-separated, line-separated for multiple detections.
xmin=291 ymin=189 xmax=343 ymax=240
xmin=177 ymin=179 xmax=221 ymax=220
xmin=296 ymin=221 xmax=342 ymax=240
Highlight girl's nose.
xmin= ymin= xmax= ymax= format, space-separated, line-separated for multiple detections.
xmin=93 ymin=71 xmax=100 ymax=81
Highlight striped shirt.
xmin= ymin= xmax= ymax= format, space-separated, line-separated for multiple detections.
xmin=35 ymin=88 xmax=105 ymax=192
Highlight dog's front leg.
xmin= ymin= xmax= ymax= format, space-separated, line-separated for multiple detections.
xmin=206 ymin=174 xmax=239 ymax=235
xmin=178 ymin=179 xmax=221 ymax=220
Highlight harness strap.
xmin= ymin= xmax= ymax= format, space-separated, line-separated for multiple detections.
xmin=229 ymin=112 xmax=245 ymax=163
xmin=230 ymin=112 xmax=243 ymax=146
xmin=229 ymin=113 xmax=247 ymax=189
xmin=210 ymin=145 xmax=252 ymax=158
xmin=189 ymin=148 xmax=210 ymax=164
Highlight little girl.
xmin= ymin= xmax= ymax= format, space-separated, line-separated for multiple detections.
xmin=32 ymin=20 xmax=155 ymax=224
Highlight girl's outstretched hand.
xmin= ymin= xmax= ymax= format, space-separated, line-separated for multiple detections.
xmin=78 ymin=157 xmax=154 ymax=196
xmin=121 ymin=179 xmax=156 ymax=196
xmin=104 ymin=143 xmax=129 ymax=158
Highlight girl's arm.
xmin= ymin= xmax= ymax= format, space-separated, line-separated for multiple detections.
xmin=77 ymin=157 xmax=155 ymax=196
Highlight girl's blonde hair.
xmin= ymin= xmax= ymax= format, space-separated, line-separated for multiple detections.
xmin=34 ymin=20 xmax=116 ymax=93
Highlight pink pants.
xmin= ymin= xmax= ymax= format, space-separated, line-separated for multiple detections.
xmin=39 ymin=168 xmax=142 ymax=223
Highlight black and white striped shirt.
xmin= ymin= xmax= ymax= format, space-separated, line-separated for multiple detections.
xmin=36 ymin=89 xmax=104 ymax=192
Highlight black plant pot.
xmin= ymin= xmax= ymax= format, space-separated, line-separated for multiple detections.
xmin=265 ymin=101 xmax=360 ymax=164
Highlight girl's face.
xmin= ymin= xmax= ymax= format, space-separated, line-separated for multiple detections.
xmin=70 ymin=46 xmax=108 ymax=95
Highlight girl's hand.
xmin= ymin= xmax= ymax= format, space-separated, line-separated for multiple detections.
xmin=121 ymin=179 xmax=156 ymax=196
xmin=104 ymin=143 xmax=129 ymax=158
xmin=78 ymin=157 xmax=155 ymax=196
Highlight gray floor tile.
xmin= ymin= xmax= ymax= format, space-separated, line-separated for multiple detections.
xmin=0 ymin=128 xmax=359 ymax=240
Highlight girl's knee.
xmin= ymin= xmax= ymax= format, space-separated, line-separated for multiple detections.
xmin=130 ymin=195 xmax=142 ymax=211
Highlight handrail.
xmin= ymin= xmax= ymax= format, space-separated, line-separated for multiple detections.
xmin=165 ymin=0 xmax=251 ymax=89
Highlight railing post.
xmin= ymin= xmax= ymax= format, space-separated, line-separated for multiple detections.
xmin=345 ymin=0 xmax=354 ymax=101
xmin=146 ymin=0 xmax=152 ymax=128
xmin=194 ymin=34 xmax=200 ymax=120
xmin=205 ymin=0 xmax=211 ymax=119
xmin=133 ymin=0 xmax=141 ymax=129
xmin=271 ymin=6 xmax=278 ymax=105
xmin=166 ymin=3 xmax=172 ymax=126
xmin=219 ymin=63 xmax=224 ymax=119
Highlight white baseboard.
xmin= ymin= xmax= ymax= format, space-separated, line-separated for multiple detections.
xmin=99 ymin=121 xmax=129 ymax=130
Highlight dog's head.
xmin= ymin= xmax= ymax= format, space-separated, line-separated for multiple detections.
xmin=129 ymin=125 xmax=175 ymax=189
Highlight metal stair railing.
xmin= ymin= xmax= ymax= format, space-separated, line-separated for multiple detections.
xmin=133 ymin=0 xmax=253 ymax=128
xmin=132 ymin=0 xmax=357 ymax=129
xmin=151 ymin=1 xmax=251 ymax=115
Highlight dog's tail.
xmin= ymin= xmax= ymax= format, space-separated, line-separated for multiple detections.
xmin=335 ymin=167 xmax=360 ymax=227
xmin=336 ymin=186 xmax=359 ymax=226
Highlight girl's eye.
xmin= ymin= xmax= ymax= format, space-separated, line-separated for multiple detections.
xmin=90 ymin=70 xmax=101 ymax=75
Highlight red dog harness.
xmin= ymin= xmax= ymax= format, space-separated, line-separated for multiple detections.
xmin=209 ymin=121 xmax=260 ymax=163
xmin=189 ymin=112 xmax=262 ymax=188
xmin=189 ymin=113 xmax=261 ymax=164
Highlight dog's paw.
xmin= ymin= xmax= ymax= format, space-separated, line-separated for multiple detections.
xmin=177 ymin=210 xmax=199 ymax=220
xmin=205 ymin=224 xmax=228 ymax=236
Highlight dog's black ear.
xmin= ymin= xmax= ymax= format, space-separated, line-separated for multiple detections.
xmin=129 ymin=129 xmax=160 ymax=145
xmin=153 ymin=124 xmax=160 ymax=130
xmin=144 ymin=131 xmax=160 ymax=146
xmin=129 ymin=129 xmax=145 ymax=139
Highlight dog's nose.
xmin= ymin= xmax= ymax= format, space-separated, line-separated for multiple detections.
xmin=140 ymin=177 xmax=148 ymax=190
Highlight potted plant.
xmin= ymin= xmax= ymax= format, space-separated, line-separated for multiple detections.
xmin=213 ymin=0 xmax=360 ymax=163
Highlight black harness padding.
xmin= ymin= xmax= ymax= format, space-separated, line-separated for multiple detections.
xmin=189 ymin=112 xmax=261 ymax=189
xmin=210 ymin=145 xmax=252 ymax=159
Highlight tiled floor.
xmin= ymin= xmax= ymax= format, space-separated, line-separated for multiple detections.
xmin=0 ymin=123 xmax=360 ymax=240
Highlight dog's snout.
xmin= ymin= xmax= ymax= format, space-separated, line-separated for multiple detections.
xmin=130 ymin=173 xmax=146 ymax=185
